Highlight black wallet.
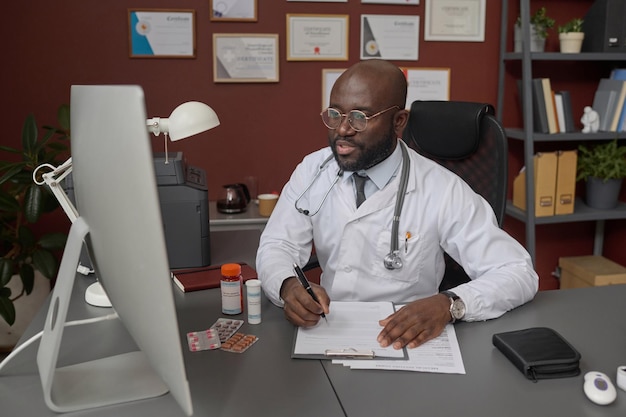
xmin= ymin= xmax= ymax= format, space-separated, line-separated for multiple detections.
xmin=492 ymin=327 xmax=581 ymax=381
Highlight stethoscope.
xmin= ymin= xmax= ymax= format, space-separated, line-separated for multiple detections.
xmin=294 ymin=141 xmax=410 ymax=270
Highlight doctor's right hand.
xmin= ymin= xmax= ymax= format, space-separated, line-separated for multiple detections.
xmin=279 ymin=277 xmax=330 ymax=327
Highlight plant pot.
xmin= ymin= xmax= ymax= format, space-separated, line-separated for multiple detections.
xmin=514 ymin=24 xmax=546 ymax=53
xmin=0 ymin=272 xmax=50 ymax=351
xmin=585 ymin=177 xmax=623 ymax=209
xmin=559 ymin=32 xmax=584 ymax=53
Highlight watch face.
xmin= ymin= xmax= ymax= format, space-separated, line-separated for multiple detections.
xmin=451 ymin=299 xmax=466 ymax=320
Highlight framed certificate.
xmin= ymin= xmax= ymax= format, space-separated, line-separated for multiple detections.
xmin=424 ymin=0 xmax=486 ymax=42
xmin=210 ymin=0 xmax=257 ymax=22
xmin=128 ymin=9 xmax=195 ymax=58
xmin=360 ymin=15 xmax=419 ymax=61
xmin=287 ymin=14 xmax=349 ymax=61
xmin=401 ymin=67 xmax=451 ymax=108
xmin=361 ymin=0 xmax=419 ymax=4
xmin=321 ymin=68 xmax=346 ymax=110
xmin=213 ymin=34 xmax=279 ymax=83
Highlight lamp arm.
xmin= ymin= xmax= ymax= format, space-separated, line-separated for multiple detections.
xmin=33 ymin=157 xmax=78 ymax=223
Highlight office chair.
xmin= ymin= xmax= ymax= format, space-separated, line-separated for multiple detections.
xmin=402 ymin=100 xmax=508 ymax=291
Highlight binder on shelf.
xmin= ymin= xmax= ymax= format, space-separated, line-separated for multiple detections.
xmin=541 ymin=78 xmax=558 ymax=134
xmin=558 ymin=90 xmax=576 ymax=133
xmin=512 ymin=152 xmax=558 ymax=217
xmin=581 ymin=0 xmax=626 ymax=53
xmin=517 ymin=79 xmax=549 ymax=133
xmin=555 ymin=150 xmax=578 ymax=215
xmin=592 ymin=78 xmax=625 ymax=132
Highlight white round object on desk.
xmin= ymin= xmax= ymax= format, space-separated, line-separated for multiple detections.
xmin=85 ymin=282 xmax=112 ymax=307
xmin=583 ymin=371 xmax=616 ymax=405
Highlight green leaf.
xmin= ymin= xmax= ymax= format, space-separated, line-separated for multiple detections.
xmin=0 ymin=163 xmax=26 ymax=187
xmin=0 ymin=292 xmax=16 ymax=326
xmin=19 ymin=263 xmax=35 ymax=294
xmin=22 ymin=114 xmax=38 ymax=154
xmin=32 ymin=249 xmax=57 ymax=279
xmin=38 ymin=232 xmax=67 ymax=250
xmin=0 ymin=259 xmax=14 ymax=287
xmin=17 ymin=225 xmax=36 ymax=249
xmin=23 ymin=184 xmax=43 ymax=223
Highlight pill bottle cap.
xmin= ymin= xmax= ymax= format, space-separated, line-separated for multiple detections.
xmin=245 ymin=279 xmax=261 ymax=288
xmin=221 ymin=263 xmax=242 ymax=277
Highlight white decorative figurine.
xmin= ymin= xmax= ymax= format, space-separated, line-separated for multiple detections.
xmin=581 ymin=106 xmax=599 ymax=133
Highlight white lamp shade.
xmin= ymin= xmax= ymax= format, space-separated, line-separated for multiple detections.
xmin=167 ymin=101 xmax=220 ymax=141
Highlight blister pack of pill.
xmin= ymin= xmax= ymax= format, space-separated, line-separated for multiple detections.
xmin=187 ymin=328 xmax=221 ymax=352
xmin=210 ymin=318 xmax=244 ymax=343
xmin=220 ymin=332 xmax=258 ymax=353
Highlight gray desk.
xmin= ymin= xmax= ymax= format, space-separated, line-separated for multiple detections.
xmin=209 ymin=201 xmax=268 ymax=232
xmin=0 ymin=275 xmax=344 ymax=417
xmin=324 ymin=285 xmax=626 ymax=417
xmin=2 ymin=273 xmax=626 ymax=415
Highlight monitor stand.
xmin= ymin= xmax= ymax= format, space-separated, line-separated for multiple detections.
xmin=36 ymin=218 xmax=169 ymax=413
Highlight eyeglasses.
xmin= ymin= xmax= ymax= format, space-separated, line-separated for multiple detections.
xmin=320 ymin=105 xmax=400 ymax=132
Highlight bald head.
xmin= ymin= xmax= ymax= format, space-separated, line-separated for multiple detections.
xmin=331 ymin=60 xmax=407 ymax=110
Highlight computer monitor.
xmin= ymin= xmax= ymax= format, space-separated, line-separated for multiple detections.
xmin=36 ymin=85 xmax=193 ymax=415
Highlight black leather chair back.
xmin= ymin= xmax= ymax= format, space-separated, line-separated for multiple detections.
xmin=402 ymin=100 xmax=508 ymax=289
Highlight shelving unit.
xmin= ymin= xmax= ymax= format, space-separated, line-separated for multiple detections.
xmin=496 ymin=0 xmax=626 ymax=263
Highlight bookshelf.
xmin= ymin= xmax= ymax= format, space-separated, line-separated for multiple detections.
xmin=496 ymin=0 xmax=626 ymax=264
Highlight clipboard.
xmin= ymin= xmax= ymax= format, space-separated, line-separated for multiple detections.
xmin=290 ymin=301 xmax=409 ymax=361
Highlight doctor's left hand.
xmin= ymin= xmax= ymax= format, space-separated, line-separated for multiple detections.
xmin=376 ymin=294 xmax=450 ymax=349
xmin=279 ymin=277 xmax=330 ymax=327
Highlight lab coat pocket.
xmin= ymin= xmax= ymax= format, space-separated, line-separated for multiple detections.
xmin=369 ymin=229 xmax=423 ymax=283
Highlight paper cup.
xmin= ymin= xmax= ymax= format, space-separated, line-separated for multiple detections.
xmin=258 ymin=193 xmax=279 ymax=217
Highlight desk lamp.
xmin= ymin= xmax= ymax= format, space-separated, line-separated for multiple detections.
xmin=33 ymin=100 xmax=220 ymax=307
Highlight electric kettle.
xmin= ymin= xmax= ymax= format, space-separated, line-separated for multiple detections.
xmin=217 ymin=183 xmax=250 ymax=213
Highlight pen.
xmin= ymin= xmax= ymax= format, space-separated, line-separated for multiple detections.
xmin=293 ymin=263 xmax=327 ymax=322
xmin=405 ymin=232 xmax=411 ymax=254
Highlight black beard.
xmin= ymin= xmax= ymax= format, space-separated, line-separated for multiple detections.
xmin=329 ymin=126 xmax=397 ymax=172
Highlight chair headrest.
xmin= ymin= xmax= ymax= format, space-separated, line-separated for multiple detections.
xmin=404 ymin=101 xmax=495 ymax=159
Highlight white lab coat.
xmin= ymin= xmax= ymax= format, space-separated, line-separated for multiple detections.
xmin=257 ymin=144 xmax=538 ymax=321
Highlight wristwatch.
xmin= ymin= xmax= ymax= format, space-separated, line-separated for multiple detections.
xmin=441 ymin=291 xmax=466 ymax=323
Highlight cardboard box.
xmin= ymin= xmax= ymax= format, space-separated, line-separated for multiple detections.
xmin=559 ymin=255 xmax=626 ymax=289
xmin=513 ymin=152 xmax=558 ymax=216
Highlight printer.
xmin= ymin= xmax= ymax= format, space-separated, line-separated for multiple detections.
xmin=153 ymin=152 xmax=211 ymax=269
xmin=64 ymin=151 xmax=211 ymax=270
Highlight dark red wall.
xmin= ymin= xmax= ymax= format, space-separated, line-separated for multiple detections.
xmin=3 ymin=0 xmax=623 ymax=290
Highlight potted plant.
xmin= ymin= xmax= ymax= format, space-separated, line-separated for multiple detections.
xmin=514 ymin=7 xmax=556 ymax=53
xmin=0 ymin=106 xmax=69 ymax=339
xmin=558 ymin=18 xmax=584 ymax=53
xmin=576 ymin=140 xmax=626 ymax=209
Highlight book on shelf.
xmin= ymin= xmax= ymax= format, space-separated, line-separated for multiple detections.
xmin=541 ymin=78 xmax=558 ymax=134
xmin=557 ymin=90 xmax=576 ymax=133
xmin=592 ymin=78 xmax=626 ymax=132
xmin=517 ymin=79 xmax=549 ymax=133
xmin=554 ymin=93 xmax=566 ymax=133
xmin=614 ymin=71 xmax=626 ymax=131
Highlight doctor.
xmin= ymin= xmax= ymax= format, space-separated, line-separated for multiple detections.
xmin=257 ymin=59 xmax=538 ymax=350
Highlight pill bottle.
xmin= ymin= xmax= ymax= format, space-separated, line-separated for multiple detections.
xmin=245 ymin=279 xmax=262 ymax=324
xmin=221 ymin=263 xmax=243 ymax=315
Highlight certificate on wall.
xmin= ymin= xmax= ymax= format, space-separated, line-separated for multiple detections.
xmin=128 ymin=9 xmax=195 ymax=58
xmin=424 ymin=0 xmax=486 ymax=42
xmin=322 ymin=68 xmax=346 ymax=109
xmin=402 ymin=67 xmax=451 ymax=108
xmin=360 ymin=15 xmax=419 ymax=61
xmin=361 ymin=0 xmax=419 ymax=4
xmin=213 ymin=34 xmax=279 ymax=83
xmin=287 ymin=14 xmax=349 ymax=61
xmin=210 ymin=0 xmax=257 ymax=21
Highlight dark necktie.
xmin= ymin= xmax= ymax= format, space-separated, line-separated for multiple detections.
xmin=353 ymin=173 xmax=368 ymax=208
